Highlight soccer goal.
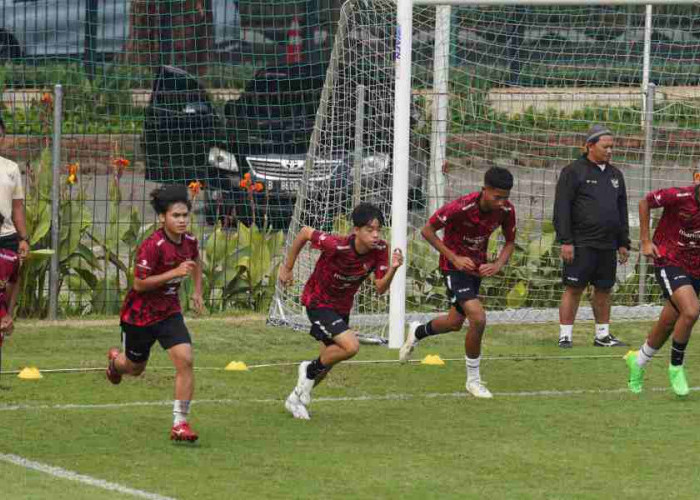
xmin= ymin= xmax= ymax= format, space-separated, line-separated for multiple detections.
xmin=269 ymin=0 xmax=700 ymax=347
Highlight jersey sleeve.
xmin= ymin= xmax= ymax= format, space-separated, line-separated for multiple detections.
xmin=374 ymin=244 xmax=390 ymax=280
xmin=646 ymin=187 xmax=685 ymax=209
xmin=502 ymin=206 xmax=517 ymax=242
xmin=428 ymin=199 xmax=462 ymax=231
xmin=134 ymin=239 xmax=159 ymax=280
xmin=309 ymin=230 xmax=339 ymax=256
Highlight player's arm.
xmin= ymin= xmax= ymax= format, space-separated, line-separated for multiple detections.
xmin=279 ymin=226 xmax=316 ymax=286
xmin=374 ymin=249 xmax=404 ymax=295
xmin=190 ymin=257 xmax=205 ymax=314
xmin=638 ymin=197 xmax=659 ymax=259
xmin=480 ymin=240 xmax=515 ymax=278
xmin=133 ymin=261 xmax=196 ymax=293
xmin=421 ymin=221 xmax=475 ymax=272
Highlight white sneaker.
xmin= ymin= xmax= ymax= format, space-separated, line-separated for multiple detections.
xmin=285 ymin=389 xmax=310 ymax=420
xmin=466 ymin=380 xmax=493 ymax=399
xmin=399 ymin=321 xmax=421 ymax=363
xmin=296 ymin=361 xmax=315 ymax=406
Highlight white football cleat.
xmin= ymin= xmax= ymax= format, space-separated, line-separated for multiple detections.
xmin=285 ymin=389 xmax=310 ymax=420
xmin=399 ymin=321 xmax=421 ymax=363
xmin=296 ymin=361 xmax=315 ymax=406
xmin=466 ymin=380 xmax=493 ymax=399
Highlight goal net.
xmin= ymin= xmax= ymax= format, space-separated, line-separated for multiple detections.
xmin=269 ymin=0 xmax=700 ymax=342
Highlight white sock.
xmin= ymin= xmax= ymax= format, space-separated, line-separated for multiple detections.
xmin=559 ymin=324 xmax=573 ymax=340
xmin=466 ymin=356 xmax=481 ymax=383
xmin=637 ymin=342 xmax=658 ymax=367
xmin=173 ymin=400 xmax=190 ymax=425
xmin=595 ymin=324 xmax=609 ymax=340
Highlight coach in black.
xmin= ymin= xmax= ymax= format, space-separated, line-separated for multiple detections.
xmin=554 ymin=124 xmax=630 ymax=348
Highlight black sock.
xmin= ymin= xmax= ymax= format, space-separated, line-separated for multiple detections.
xmin=671 ymin=340 xmax=688 ymax=366
xmin=415 ymin=321 xmax=436 ymax=341
xmin=306 ymin=357 xmax=327 ymax=379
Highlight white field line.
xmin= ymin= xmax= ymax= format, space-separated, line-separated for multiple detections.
xmin=0 ymin=453 xmax=176 ymax=500
xmin=0 ymin=354 xmax=627 ymax=375
xmin=1 ymin=385 xmax=697 ymax=413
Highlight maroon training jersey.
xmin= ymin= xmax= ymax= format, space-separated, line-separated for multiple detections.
xmin=301 ymin=231 xmax=389 ymax=315
xmin=647 ymin=186 xmax=700 ymax=277
xmin=120 ymin=228 xmax=199 ymax=326
xmin=0 ymin=249 xmax=19 ymax=319
xmin=428 ymin=191 xmax=516 ymax=273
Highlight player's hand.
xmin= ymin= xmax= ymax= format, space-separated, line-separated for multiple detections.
xmin=18 ymin=240 xmax=29 ymax=262
xmin=278 ymin=264 xmax=294 ymax=287
xmin=618 ymin=246 xmax=630 ymax=264
xmin=173 ymin=260 xmax=196 ymax=278
xmin=450 ymin=255 xmax=476 ymax=272
xmin=640 ymin=240 xmax=659 ymax=259
xmin=190 ymin=293 xmax=205 ymax=315
xmin=479 ymin=262 xmax=501 ymax=277
xmin=391 ymin=248 xmax=404 ymax=269
xmin=560 ymin=244 xmax=574 ymax=264
xmin=0 ymin=315 xmax=14 ymax=336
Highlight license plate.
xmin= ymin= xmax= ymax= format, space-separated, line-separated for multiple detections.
xmin=271 ymin=179 xmax=300 ymax=192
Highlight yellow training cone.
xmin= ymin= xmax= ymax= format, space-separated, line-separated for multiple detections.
xmin=225 ymin=361 xmax=249 ymax=371
xmin=421 ymin=355 xmax=445 ymax=366
xmin=17 ymin=367 xmax=42 ymax=380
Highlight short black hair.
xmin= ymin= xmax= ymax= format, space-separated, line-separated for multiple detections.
xmin=351 ymin=202 xmax=384 ymax=228
xmin=150 ymin=185 xmax=192 ymax=214
xmin=484 ymin=166 xmax=514 ymax=191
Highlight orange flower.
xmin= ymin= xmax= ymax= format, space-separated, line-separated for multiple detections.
xmin=254 ymin=182 xmax=264 ymax=192
xmin=239 ymin=172 xmax=252 ymax=189
xmin=40 ymin=92 xmax=53 ymax=107
xmin=188 ymin=180 xmax=203 ymax=197
xmin=66 ymin=162 xmax=79 ymax=185
xmin=111 ymin=157 xmax=130 ymax=181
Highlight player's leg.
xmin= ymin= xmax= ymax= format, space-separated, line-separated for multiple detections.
xmin=156 ymin=314 xmax=198 ymax=441
xmin=400 ymin=307 xmax=465 ymax=363
xmin=591 ymin=249 xmax=626 ymax=347
xmin=461 ymin=298 xmax=491 ymax=398
xmin=400 ymin=271 xmax=468 ymax=362
xmin=666 ymin=283 xmax=699 ymax=396
xmin=559 ymin=246 xmax=593 ymax=348
xmin=286 ymin=309 xmax=352 ymax=420
xmin=106 ymin=323 xmax=153 ymax=384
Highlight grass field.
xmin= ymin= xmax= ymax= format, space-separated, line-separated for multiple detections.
xmin=1 ymin=316 xmax=699 ymax=499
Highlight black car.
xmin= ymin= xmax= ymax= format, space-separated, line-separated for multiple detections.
xmin=143 ymin=64 xmax=426 ymax=229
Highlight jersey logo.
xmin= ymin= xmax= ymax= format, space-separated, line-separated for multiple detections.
xmin=586 ymin=179 xmax=598 ymax=184
xmin=611 ymin=178 xmax=619 ymax=188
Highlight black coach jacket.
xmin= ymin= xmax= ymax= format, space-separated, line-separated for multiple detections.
xmin=553 ymin=155 xmax=631 ymax=250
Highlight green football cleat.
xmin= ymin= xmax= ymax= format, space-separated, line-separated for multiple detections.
xmin=624 ymin=351 xmax=645 ymax=394
xmin=669 ymin=364 xmax=690 ymax=397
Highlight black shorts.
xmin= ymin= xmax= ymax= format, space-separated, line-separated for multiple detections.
xmin=444 ymin=271 xmax=481 ymax=316
xmin=120 ymin=313 xmax=191 ymax=363
xmin=306 ymin=308 xmax=350 ymax=346
xmin=562 ymin=247 xmax=617 ymax=289
xmin=655 ymin=266 xmax=700 ymax=300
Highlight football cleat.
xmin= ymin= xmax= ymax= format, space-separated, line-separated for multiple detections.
xmin=593 ymin=334 xmax=627 ymax=347
xmin=624 ymin=350 xmax=645 ymax=394
xmin=285 ymin=389 xmax=310 ymax=420
xmin=105 ymin=347 xmax=122 ymax=385
xmin=466 ymin=380 xmax=493 ymax=399
xmin=558 ymin=337 xmax=573 ymax=349
xmin=296 ymin=361 xmax=314 ymax=406
xmin=399 ymin=321 xmax=421 ymax=363
xmin=669 ymin=364 xmax=690 ymax=397
xmin=170 ymin=422 xmax=199 ymax=442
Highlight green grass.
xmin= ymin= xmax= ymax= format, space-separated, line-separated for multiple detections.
xmin=1 ymin=316 xmax=699 ymax=498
